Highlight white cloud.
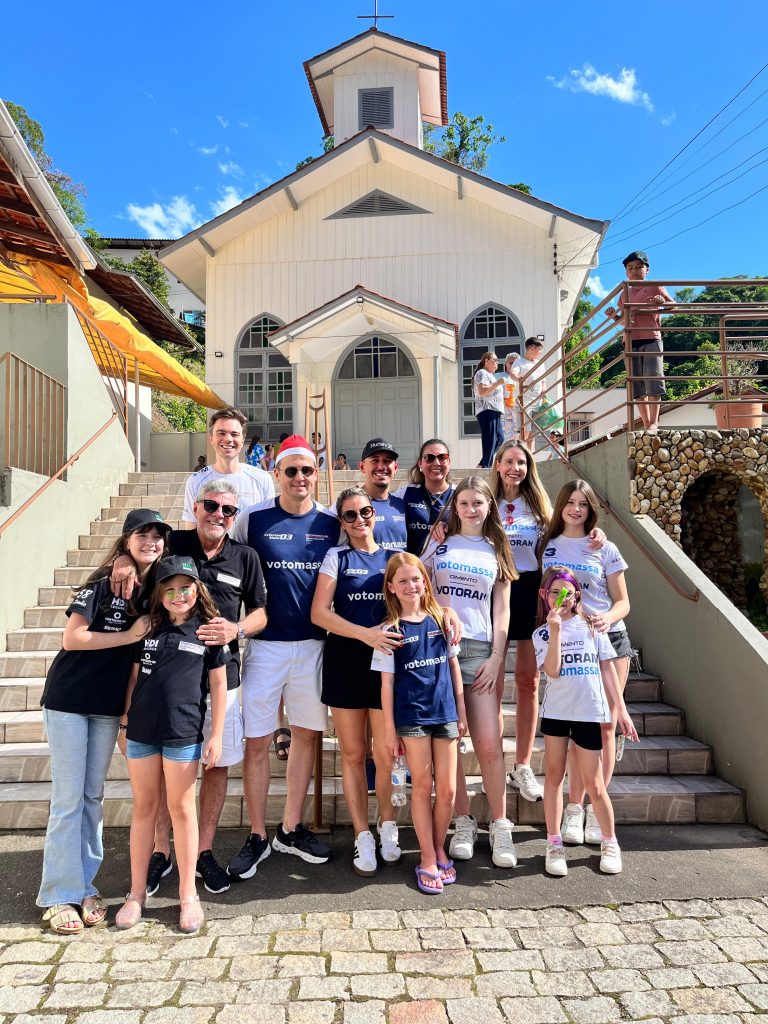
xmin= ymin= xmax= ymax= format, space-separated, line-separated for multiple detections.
xmin=210 ymin=186 xmax=244 ymax=217
xmin=587 ymin=274 xmax=609 ymax=300
xmin=239 ymin=120 xmax=249 ymax=129
xmin=197 ymin=145 xmax=218 ymax=156
xmin=126 ymin=196 xmax=201 ymax=237
xmin=169 ymin=127 xmax=179 ymax=135
xmin=550 ymin=63 xmax=653 ymax=112
xmin=661 ymin=112 xmax=677 ymax=127
xmin=216 ymin=115 xmax=230 ymax=129
xmin=218 ymin=161 xmax=244 ymax=178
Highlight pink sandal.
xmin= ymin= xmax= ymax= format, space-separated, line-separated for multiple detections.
xmin=115 ymin=892 xmax=146 ymax=930
xmin=179 ymin=894 xmax=204 ymax=934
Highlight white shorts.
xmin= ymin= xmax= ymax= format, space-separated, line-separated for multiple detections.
xmin=202 ymin=688 xmax=244 ymax=767
xmin=241 ymin=638 xmax=328 ymax=737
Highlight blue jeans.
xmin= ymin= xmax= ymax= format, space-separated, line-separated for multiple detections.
xmin=477 ymin=409 xmax=503 ymax=468
xmin=37 ymin=709 xmax=119 ymax=908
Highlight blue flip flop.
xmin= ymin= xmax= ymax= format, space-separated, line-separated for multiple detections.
xmin=437 ymin=859 xmax=456 ymax=885
xmin=415 ymin=866 xmax=443 ymax=894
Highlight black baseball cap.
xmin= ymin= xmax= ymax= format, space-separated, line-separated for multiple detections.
xmin=154 ymin=555 xmax=200 ymax=586
xmin=361 ymin=438 xmax=399 ymax=460
xmin=123 ymin=509 xmax=172 ymax=534
xmin=623 ymin=250 xmax=649 ymax=268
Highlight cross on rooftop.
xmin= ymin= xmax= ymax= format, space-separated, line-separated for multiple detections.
xmin=357 ymin=0 xmax=394 ymax=29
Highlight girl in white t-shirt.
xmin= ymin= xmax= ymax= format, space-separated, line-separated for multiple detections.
xmin=422 ymin=477 xmax=517 ymax=868
xmin=540 ymin=479 xmax=631 ymax=848
xmin=533 ymin=566 xmax=638 ymax=877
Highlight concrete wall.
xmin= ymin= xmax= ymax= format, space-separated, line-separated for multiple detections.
xmin=0 ymin=304 xmax=134 ymax=650
xmin=150 ymin=430 xmax=209 ymax=471
xmin=538 ymin=437 xmax=768 ymax=829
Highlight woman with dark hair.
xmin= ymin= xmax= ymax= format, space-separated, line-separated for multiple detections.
xmin=473 ymin=352 xmax=505 ymax=468
xmin=245 ymin=434 xmax=265 ymax=468
xmin=393 ymin=438 xmax=454 ymax=555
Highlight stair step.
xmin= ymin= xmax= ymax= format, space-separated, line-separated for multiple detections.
xmin=0 ymin=679 xmax=44 ymax=713
xmin=66 ymin=550 xmax=104 ymax=567
xmin=54 ymin=567 xmax=97 ymax=587
xmin=24 ymin=607 xmax=68 ymax=628
xmin=501 ymin=701 xmax=684 ymax=737
xmin=89 ymin=519 xmax=182 ymax=537
xmin=108 ymin=494 xmax=184 ymax=510
xmin=0 ymin=653 xmax=54 ymax=680
xmin=37 ymin=586 xmax=75 ymax=607
xmin=500 ymin=674 xmax=662 ymax=704
xmin=7 ymin=628 xmax=63 ymax=653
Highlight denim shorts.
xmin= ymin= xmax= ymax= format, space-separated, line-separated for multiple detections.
xmin=397 ymin=722 xmax=459 ymax=739
xmin=458 ymin=638 xmax=494 ymax=686
xmin=125 ymin=740 xmax=202 ymax=762
xmin=607 ymin=629 xmax=633 ymax=660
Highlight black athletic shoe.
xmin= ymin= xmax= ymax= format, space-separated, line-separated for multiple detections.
xmin=146 ymin=852 xmax=172 ymax=896
xmin=272 ymin=823 xmax=331 ymax=864
xmin=195 ymin=850 xmax=230 ymax=893
xmin=228 ymin=833 xmax=271 ymax=880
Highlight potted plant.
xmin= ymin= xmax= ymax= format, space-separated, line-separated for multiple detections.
xmin=707 ymin=345 xmax=766 ymax=428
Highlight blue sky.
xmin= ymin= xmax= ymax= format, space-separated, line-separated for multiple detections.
xmin=4 ymin=0 xmax=768 ymax=296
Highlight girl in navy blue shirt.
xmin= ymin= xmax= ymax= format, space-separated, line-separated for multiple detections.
xmin=373 ymin=553 xmax=466 ymax=894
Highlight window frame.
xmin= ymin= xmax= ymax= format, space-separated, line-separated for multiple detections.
xmin=235 ymin=314 xmax=293 ymax=438
xmin=458 ymin=303 xmax=525 ymax=438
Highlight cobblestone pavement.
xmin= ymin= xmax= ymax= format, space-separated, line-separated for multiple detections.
xmin=2 ymin=897 xmax=768 ymax=1024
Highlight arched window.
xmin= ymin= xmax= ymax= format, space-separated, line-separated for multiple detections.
xmin=235 ymin=315 xmax=293 ymax=438
xmin=336 ymin=336 xmax=416 ymax=379
xmin=459 ymin=304 xmax=523 ymax=437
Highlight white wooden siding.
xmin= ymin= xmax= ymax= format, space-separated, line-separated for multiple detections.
xmin=332 ymin=51 xmax=421 ymax=146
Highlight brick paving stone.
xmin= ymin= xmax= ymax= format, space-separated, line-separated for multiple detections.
xmin=342 ymin=1001 xmax=385 ymax=1024
xmin=589 ymin=968 xmax=650 ymax=993
xmin=278 ymin=955 xmax=327 ymax=978
xmin=0 ymin=941 xmax=59 ymax=963
xmin=0 ymin=963 xmax=52 ymax=986
xmin=273 ymin=930 xmax=321 ymax=953
xmin=286 ymin=1001 xmax=336 ymax=1024
xmin=654 ymin=918 xmax=710 ymax=940
xmin=618 ymin=903 xmax=667 ymax=922
xmin=389 ymin=1001 xmax=449 ymax=1024
xmin=715 ymin=936 xmax=768 ymax=961
xmin=55 ymin=962 xmax=109 ymax=982
xmin=228 ymin=955 xmax=279 ymax=981
xmin=60 ymin=944 xmax=107 ymax=962
xmin=712 ymin=899 xmax=766 ymax=917
xmin=217 ymin=1006 xmax=285 ymax=1024
xmin=619 ymin=989 xmax=676 ymax=1018
xmin=370 ymin=929 xmax=420 ymax=952
xmin=541 ymin=946 xmax=604 ymax=972
xmin=179 ymin=982 xmax=239 ymax=1006
xmin=109 ymin=962 xmax=174 ymax=982
xmin=474 ymin=971 xmax=537 ymax=997
xmin=330 ymin=952 xmax=388 ymax=975
xmin=518 ymin=927 xmax=581 ymax=950
xmin=0 ymin=988 xmax=46 ymax=1014
xmin=349 ymin=972 xmax=405 ymax=998
xmin=145 ymin=1010 xmax=216 ymax=1024
xmin=573 ymin=924 xmax=625 ymax=946
xmin=443 ymin=910 xmax=490 ymax=929
xmin=14 ymin=1015 xmax=67 ymax=1024
xmin=654 ymin=938 xmax=727 ymax=965
xmin=663 ymin=899 xmax=718 ymax=918
xmin=405 ymin=977 xmax=474 ymax=1000
xmin=577 ymin=908 xmax=620 ymax=924
xmin=667 ymin=1017 xmax=741 ymax=1024
xmin=461 ymin=927 xmax=517 ymax=949
xmin=395 ymin=951 xmax=476 ymax=977
xmin=213 ymin=935 xmax=270 ymax=956
xmin=598 ymin=943 xmax=663 ymax=969
xmin=352 ymin=910 xmax=400 ymax=930
xmin=322 ymin=928 xmax=373 ymax=952
xmin=446 ymin=997 xmax=505 ymax=1024
xmin=706 ymin=916 xmax=765 ymax=938
xmin=499 ymin=996 xmax=568 ymax=1023
xmin=644 ymin=967 xmax=698 ymax=989
xmin=162 ymin=937 xmax=214 ymax=959
xmin=205 ymin=916 xmax=254 ymax=936
xmin=561 ymin=996 xmax=622 ymax=1023
xmin=536 ymin=909 xmax=580 ymax=927
xmin=478 ymin=950 xmax=546 ymax=972
xmin=487 ymin=910 xmax=539 ymax=929
xmin=739 ymin=984 xmax=768 ymax=1009
xmin=296 ymin=977 xmax=350 ymax=1000
xmin=671 ymin=986 xmax=751 ymax=1014
xmin=110 ymin=942 xmax=165 ymax=962
xmin=74 ymin=1012 xmax=142 ymax=1024
xmin=252 ymin=914 xmax=303 ymax=933
xmin=45 ymin=984 xmax=110 ymax=1010
xmin=399 ymin=911 xmax=445 ymax=929
xmin=236 ymin=980 xmax=295 ymax=1003
xmin=531 ymin=970 xmax=595 ymax=996
xmin=750 ymin=964 xmax=768 ymax=982
xmin=693 ymin=963 xmax=759 ymax=986
xmin=620 ymin=923 xmax=657 ymax=944
xmin=172 ymin=959 xmax=229 ymax=981
xmin=106 ymin=982 xmax=179 ymax=1008
xmin=0 ymin=926 xmax=44 ymax=942
xmin=305 ymin=912 xmax=351 ymax=930
xmin=750 ymin=913 xmax=768 ymax=933
xmin=419 ymin=929 xmax=466 ymax=950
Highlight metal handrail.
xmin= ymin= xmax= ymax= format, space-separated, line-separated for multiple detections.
xmin=0 ymin=413 xmax=118 ymax=540
xmin=1 ymin=352 xmax=66 ymax=476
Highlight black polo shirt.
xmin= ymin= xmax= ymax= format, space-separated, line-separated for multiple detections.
xmin=127 ymin=615 xmax=231 ymax=747
xmin=41 ymin=577 xmax=141 ymax=717
xmin=169 ymin=529 xmax=266 ymax=689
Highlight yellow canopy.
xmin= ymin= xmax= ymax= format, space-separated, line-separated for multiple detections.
xmin=0 ymin=253 xmax=225 ymax=409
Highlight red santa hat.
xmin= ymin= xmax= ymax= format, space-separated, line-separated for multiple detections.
xmin=275 ymin=434 xmax=316 ymax=465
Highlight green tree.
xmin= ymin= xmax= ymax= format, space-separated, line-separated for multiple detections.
xmin=296 ymin=134 xmax=334 ymax=170
xmin=423 ymin=112 xmax=506 ymax=173
xmin=508 ymin=182 xmax=532 ymax=195
xmin=564 ymin=287 xmax=603 ymax=388
xmin=6 ymin=101 xmax=88 ymax=229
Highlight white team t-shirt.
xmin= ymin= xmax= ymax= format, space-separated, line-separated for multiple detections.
xmin=183 ymin=464 xmax=275 ymax=525
xmin=500 ymin=495 xmax=542 ymax=574
xmin=516 ymin=356 xmax=544 ymax=403
xmin=533 ymin=616 xmax=615 ymax=723
xmin=422 ymin=534 xmax=499 ymax=642
xmin=541 ymin=535 xmax=628 ymax=632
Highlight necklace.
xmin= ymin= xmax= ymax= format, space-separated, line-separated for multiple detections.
xmin=505 ymin=501 xmax=515 ymax=526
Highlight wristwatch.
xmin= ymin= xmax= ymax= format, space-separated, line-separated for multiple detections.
xmin=237 ymin=626 xmax=246 ymax=641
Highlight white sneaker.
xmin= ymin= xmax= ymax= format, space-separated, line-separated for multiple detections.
xmin=561 ymin=803 xmax=585 ymax=845
xmin=545 ymin=842 xmax=568 ymax=877
xmin=600 ymin=839 xmax=623 ymax=874
xmin=508 ymin=764 xmax=543 ymax=802
xmin=352 ymin=830 xmax=377 ymax=876
xmin=584 ymin=805 xmax=603 ymax=845
xmin=489 ymin=817 xmax=517 ymax=868
xmin=376 ymin=818 xmax=401 ymax=863
xmin=449 ymin=815 xmax=478 ymax=860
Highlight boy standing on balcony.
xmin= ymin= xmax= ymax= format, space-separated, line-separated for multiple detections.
xmin=606 ymin=251 xmax=674 ymax=435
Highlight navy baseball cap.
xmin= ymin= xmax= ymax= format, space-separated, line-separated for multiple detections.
xmin=361 ymin=438 xmax=399 ymax=460
xmin=123 ymin=509 xmax=172 ymax=534
xmin=154 ymin=555 xmax=200 ymax=585
xmin=623 ymin=250 xmax=649 ymax=267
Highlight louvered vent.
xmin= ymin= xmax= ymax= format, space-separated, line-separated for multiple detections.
xmin=328 ymin=190 xmax=429 ymax=220
xmin=359 ymin=87 xmax=394 ymax=129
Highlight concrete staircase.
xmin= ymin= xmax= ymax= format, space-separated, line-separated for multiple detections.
xmin=0 ymin=471 xmax=747 ymax=830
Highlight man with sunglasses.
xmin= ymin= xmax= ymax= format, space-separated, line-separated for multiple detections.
xmin=229 ymin=436 xmax=339 ymax=875
xmin=358 ymin=438 xmax=408 ymax=552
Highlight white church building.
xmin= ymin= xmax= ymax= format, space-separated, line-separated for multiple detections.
xmin=160 ymin=27 xmax=608 ymax=466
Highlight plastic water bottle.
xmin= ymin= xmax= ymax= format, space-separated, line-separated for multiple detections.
xmin=391 ymin=755 xmax=408 ymax=807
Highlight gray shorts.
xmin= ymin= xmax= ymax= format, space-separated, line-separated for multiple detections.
xmin=631 ymin=339 xmax=666 ymax=399
xmin=607 ymin=629 xmax=633 ymax=660
xmin=458 ymin=638 xmax=494 ymax=687
xmin=397 ymin=721 xmax=459 ymax=739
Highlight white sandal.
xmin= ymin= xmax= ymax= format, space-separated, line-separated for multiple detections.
xmin=179 ymin=894 xmax=204 ymax=934
xmin=115 ymin=892 xmax=146 ymax=930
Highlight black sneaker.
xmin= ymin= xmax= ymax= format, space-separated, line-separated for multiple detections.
xmin=146 ymin=852 xmax=172 ymax=896
xmin=195 ymin=850 xmax=230 ymax=893
xmin=228 ymin=833 xmax=271 ymax=880
xmin=272 ymin=823 xmax=331 ymax=864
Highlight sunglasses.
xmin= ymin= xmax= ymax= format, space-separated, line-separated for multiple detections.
xmin=201 ymin=499 xmax=239 ymax=517
xmin=163 ymin=585 xmax=196 ymax=599
xmin=547 ymin=588 xmax=577 ymax=601
xmin=422 ymin=453 xmax=449 ymax=464
xmin=283 ymin=465 xmax=315 ymax=478
xmin=341 ymin=506 xmax=375 ymax=524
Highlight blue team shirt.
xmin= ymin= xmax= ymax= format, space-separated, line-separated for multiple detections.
xmin=396 ymin=484 xmax=454 ymax=555
xmin=242 ymin=499 xmax=338 ymax=641
xmin=370 ymin=495 xmax=407 ymax=551
xmin=371 ymin=616 xmax=458 ymax=728
xmin=319 ymin=546 xmax=392 ymax=628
